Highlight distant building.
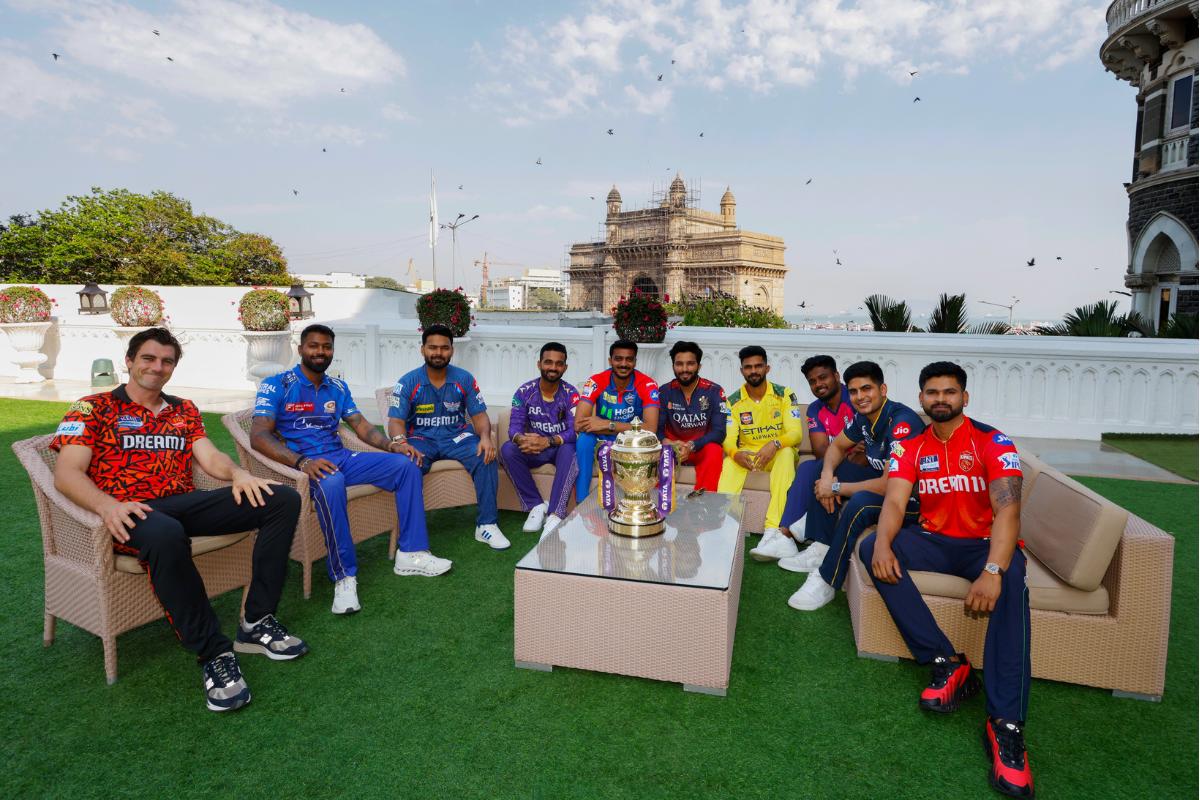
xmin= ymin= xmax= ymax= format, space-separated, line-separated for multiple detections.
xmin=483 ymin=268 xmax=567 ymax=309
xmin=294 ymin=271 xmax=368 ymax=289
xmin=1100 ymin=0 xmax=1198 ymax=328
xmin=486 ymin=283 xmax=526 ymax=309
xmin=567 ymin=174 xmax=788 ymax=314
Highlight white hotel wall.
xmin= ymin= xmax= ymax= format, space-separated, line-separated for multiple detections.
xmin=1 ymin=284 xmax=1196 ymax=439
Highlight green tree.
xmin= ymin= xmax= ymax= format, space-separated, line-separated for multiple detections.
xmin=365 ymin=276 xmax=402 ymax=290
xmin=665 ymin=295 xmax=788 ymax=328
xmin=528 ymin=287 xmax=564 ymax=310
xmin=1035 ymin=300 xmax=1149 ymax=337
xmin=925 ymin=293 xmax=968 ymax=333
xmin=214 ymin=233 xmax=291 ymax=286
xmin=863 ymin=294 xmax=914 ymax=332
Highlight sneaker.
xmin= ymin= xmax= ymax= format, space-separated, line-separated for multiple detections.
xmin=542 ymin=513 xmax=565 ymax=537
xmin=787 ymin=571 xmax=836 ymax=611
xmin=523 ymin=503 xmax=549 ymax=533
xmin=234 ymin=614 xmax=309 ymax=661
xmin=983 ymin=718 xmax=1035 ymax=798
xmin=787 ymin=517 xmax=807 ymax=539
xmin=475 ymin=524 xmax=511 ymax=550
xmin=331 ymin=576 xmax=361 ymax=615
xmin=750 ymin=528 xmax=799 ymax=562
xmin=201 ymin=651 xmax=251 ymax=712
xmin=919 ymin=654 xmax=980 ymax=713
xmin=778 ymin=541 xmax=829 ymax=573
xmin=394 ymin=550 xmax=453 ymax=577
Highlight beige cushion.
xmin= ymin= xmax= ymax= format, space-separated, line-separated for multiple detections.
xmin=347 ymin=484 xmax=381 ymax=500
xmin=114 ymin=532 xmax=251 ymax=575
xmin=1019 ymin=454 xmax=1044 ymax=502
xmin=905 ymin=551 xmax=1109 ymax=615
xmin=428 ymin=459 xmax=468 ymax=474
xmin=1021 ymin=469 xmax=1127 ymax=592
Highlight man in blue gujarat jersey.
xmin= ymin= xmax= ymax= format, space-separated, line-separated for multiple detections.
xmin=387 ymin=324 xmax=509 ymax=550
xmin=252 ymin=324 xmax=450 ymax=617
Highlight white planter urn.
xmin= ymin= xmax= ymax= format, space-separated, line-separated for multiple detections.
xmin=241 ymin=330 xmax=291 ymax=381
xmin=631 ymin=341 xmax=669 ymax=378
xmin=0 ymin=321 xmax=53 ymax=383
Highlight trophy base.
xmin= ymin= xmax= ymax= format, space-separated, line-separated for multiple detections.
xmin=608 ymin=514 xmax=666 ymax=538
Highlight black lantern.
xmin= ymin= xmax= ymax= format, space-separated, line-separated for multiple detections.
xmin=77 ymin=282 xmax=109 ymax=314
xmin=286 ymin=283 xmax=314 ymax=320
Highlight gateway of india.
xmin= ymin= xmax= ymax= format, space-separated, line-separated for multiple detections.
xmin=567 ymin=174 xmax=788 ymax=314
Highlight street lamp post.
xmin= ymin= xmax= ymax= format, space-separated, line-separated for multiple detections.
xmin=440 ymin=213 xmax=479 ymax=289
xmin=979 ymin=297 xmax=1020 ymax=327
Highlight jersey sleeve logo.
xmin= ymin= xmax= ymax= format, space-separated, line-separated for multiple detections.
xmin=998 ymin=452 xmax=1022 ymax=471
xmin=958 ymin=451 xmax=975 ymax=471
xmin=891 ymin=442 xmax=905 ymax=457
xmin=919 ymin=455 xmax=940 ymax=473
xmin=891 ymin=422 xmax=911 ymax=438
xmin=993 ymin=432 xmax=1013 ymax=445
xmin=56 ymin=421 xmax=85 ymax=436
xmin=69 ymin=400 xmax=94 ymax=415
xmin=807 ymin=417 xmax=817 ymax=430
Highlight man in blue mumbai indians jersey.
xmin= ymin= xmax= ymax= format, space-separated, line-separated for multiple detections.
xmin=387 ymin=324 xmax=509 ymax=550
xmin=252 ymin=324 xmax=450 ymax=617
xmin=499 ymin=342 xmax=580 ymax=538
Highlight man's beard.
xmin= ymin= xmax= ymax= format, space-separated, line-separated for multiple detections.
xmin=820 ymin=385 xmax=840 ymax=403
xmin=539 ymin=369 xmax=561 ymax=384
xmin=926 ymin=404 xmax=961 ymax=423
xmin=674 ymin=372 xmax=698 ymax=387
xmin=745 ymin=374 xmax=765 ymax=387
xmin=424 ymin=355 xmax=449 ymax=369
xmin=302 ymin=355 xmax=331 ymax=373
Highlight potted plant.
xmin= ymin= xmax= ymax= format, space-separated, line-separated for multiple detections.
xmin=110 ymin=285 xmax=166 ymax=327
xmin=416 ymin=287 xmax=474 ymax=339
xmin=613 ymin=289 xmax=669 ymax=343
xmin=0 ymin=285 xmax=56 ymax=382
xmin=236 ymin=288 xmax=292 ymax=380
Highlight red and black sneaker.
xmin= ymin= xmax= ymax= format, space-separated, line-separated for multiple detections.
xmin=983 ymin=717 xmax=1034 ymax=798
xmin=918 ymin=653 xmax=980 ymax=713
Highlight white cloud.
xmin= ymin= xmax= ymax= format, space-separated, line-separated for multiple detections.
xmin=380 ymin=103 xmax=411 ymax=122
xmin=26 ymin=0 xmax=405 ymax=108
xmin=473 ymin=0 xmax=1110 ymax=121
xmin=0 ymin=48 xmax=98 ymax=119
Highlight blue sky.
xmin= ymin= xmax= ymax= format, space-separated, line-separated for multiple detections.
xmin=0 ymin=0 xmax=1136 ymax=321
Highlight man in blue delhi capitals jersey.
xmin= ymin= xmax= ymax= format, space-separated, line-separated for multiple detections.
xmin=387 ymin=324 xmax=509 ymax=550
xmin=252 ymin=324 xmax=449 ymax=617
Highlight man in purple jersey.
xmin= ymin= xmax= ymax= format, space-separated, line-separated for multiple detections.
xmin=499 ymin=342 xmax=581 ymax=537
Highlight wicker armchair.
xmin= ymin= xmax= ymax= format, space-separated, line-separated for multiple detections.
xmin=13 ymin=434 xmax=256 ymax=685
xmin=221 ymin=409 xmax=398 ymax=599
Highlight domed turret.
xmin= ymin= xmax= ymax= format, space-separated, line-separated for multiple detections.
xmin=668 ymin=173 xmax=686 ymax=208
xmin=720 ymin=186 xmax=736 ymax=228
xmin=606 ymin=184 xmax=622 ymax=217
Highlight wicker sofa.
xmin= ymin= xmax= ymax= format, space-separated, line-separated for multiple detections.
xmin=845 ymin=451 xmax=1175 ymax=700
xmin=13 ymin=434 xmax=257 ymax=684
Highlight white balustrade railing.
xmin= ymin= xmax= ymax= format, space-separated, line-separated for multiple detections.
xmin=1106 ymin=0 xmax=1181 ymax=35
xmin=3 ymin=320 xmax=1197 ymax=440
xmin=1161 ymin=135 xmax=1190 ymax=171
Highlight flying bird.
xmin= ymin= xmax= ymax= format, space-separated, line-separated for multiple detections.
xmin=805 ymin=178 xmax=812 ymax=185
xmin=292 ymin=189 xmax=299 ymax=196
xmin=1026 ymin=258 xmax=1036 ymax=267
xmin=1055 ymin=256 xmax=1063 ymax=260
xmin=51 ymin=53 xmax=60 ymax=61
xmin=589 ymin=196 xmax=595 ymax=200
xmin=797 ymin=301 xmax=807 ymax=309
xmin=606 ymin=128 xmax=614 ymax=135
xmin=913 ymin=96 xmax=921 ymax=103
xmin=836 ymin=257 xmax=842 ymax=266
xmin=671 ymin=59 xmax=676 ymax=64
xmin=340 ymin=88 xmax=345 ymax=93
xmin=699 ymin=132 xmax=704 ymax=137
xmin=657 ymin=74 xmax=663 ymax=81
xmin=166 ymin=56 xmax=174 ymax=62
xmin=152 ymin=29 xmax=160 ymax=36
xmin=322 ymin=147 xmax=326 ymax=153
xmin=535 ymin=157 xmax=542 ymax=165
xmin=909 ymin=70 xmax=918 ymax=76
xmin=458 ymin=184 xmax=464 ymax=190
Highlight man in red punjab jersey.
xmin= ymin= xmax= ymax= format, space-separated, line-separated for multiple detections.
xmin=859 ymin=361 xmax=1033 ymax=799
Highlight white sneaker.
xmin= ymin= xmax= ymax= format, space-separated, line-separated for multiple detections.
xmin=331 ymin=576 xmax=361 ymax=615
xmin=750 ymin=528 xmax=799 ymax=562
xmin=787 ymin=572 xmax=836 ymax=611
xmin=394 ymin=550 xmax=452 ymax=577
xmin=778 ymin=541 xmax=829 ymax=574
xmin=787 ymin=517 xmax=807 ymax=540
xmin=523 ymin=503 xmax=549 ymax=533
xmin=475 ymin=524 xmax=511 ymax=550
xmin=542 ymin=513 xmax=565 ymax=537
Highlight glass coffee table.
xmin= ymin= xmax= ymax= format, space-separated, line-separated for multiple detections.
xmin=513 ymin=491 xmax=746 ymax=695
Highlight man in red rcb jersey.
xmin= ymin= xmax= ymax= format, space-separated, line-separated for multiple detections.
xmin=51 ymin=328 xmax=306 ymax=713
xmin=859 ymin=361 xmax=1033 ymax=799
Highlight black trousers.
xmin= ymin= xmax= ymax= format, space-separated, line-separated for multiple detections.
xmin=119 ymin=486 xmax=301 ymax=663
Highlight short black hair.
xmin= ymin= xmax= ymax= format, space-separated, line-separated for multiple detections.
xmin=919 ymin=361 xmax=968 ymax=390
xmin=610 ymin=338 xmax=638 ymax=356
xmin=669 ymin=340 xmax=702 ymax=362
xmin=738 ymin=345 xmax=767 ymax=363
xmin=422 ymin=324 xmax=454 ymax=344
xmin=126 ymin=327 xmax=182 ymax=362
xmin=801 ymin=355 xmax=837 ymax=377
xmin=300 ymin=323 xmax=335 ymax=344
xmin=539 ymin=341 xmax=568 ymax=360
xmin=843 ymin=361 xmax=884 ymax=387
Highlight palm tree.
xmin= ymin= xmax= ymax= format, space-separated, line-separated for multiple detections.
xmin=967 ymin=320 xmax=1012 ymax=335
xmin=1036 ymin=300 xmax=1148 ymax=337
xmin=925 ymin=293 xmax=968 ymax=333
xmin=863 ymin=293 xmax=914 ymax=332
xmin=1161 ymin=312 xmax=1199 ymax=339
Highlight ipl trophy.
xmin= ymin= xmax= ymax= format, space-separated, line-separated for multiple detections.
xmin=603 ymin=418 xmax=671 ymax=538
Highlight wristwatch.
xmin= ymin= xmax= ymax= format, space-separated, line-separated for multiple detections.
xmin=830 ymin=480 xmax=841 ymax=496
xmin=608 ymin=420 xmax=616 ymax=432
xmin=390 ymin=434 xmax=407 ymax=443
xmin=983 ymin=562 xmax=1004 ymax=576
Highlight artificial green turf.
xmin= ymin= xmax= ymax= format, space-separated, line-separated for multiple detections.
xmin=1101 ymin=434 xmax=1199 ymax=482
xmin=2 ymin=398 xmax=1197 ymax=799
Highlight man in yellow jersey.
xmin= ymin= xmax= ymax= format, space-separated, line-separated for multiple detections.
xmin=718 ymin=345 xmax=804 ymax=541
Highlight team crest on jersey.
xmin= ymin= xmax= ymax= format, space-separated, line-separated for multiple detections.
xmin=998 ymin=453 xmax=1021 ymax=471
xmin=698 ymin=395 xmax=709 ymax=411
xmin=891 ymin=422 xmax=911 ymax=439
xmin=740 ymin=412 xmax=754 ymax=425
xmin=444 ymin=400 xmax=461 ymax=412
xmin=958 ymin=451 xmax=975 ymax=471
xmin=919 ymin=455 xmax=940 ymax=473
xmin=773 ymin=409 xmax=781 ymax=419
xmin=324 ymin=401 xmax=337 ymax=413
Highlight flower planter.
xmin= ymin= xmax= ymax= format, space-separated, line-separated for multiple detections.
xmin=241 ymin=330 xmax=291 ymax=381
xmin=631 ymin=341 xmax=668 ymax=378
xmin=0 ymin=321 xmax=52 ymax=383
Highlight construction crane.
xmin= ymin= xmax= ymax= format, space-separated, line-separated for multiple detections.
xmin=472 ymin=252 xmax=524 ymax=308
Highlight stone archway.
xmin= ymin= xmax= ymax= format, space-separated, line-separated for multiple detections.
xmin=631 ymin=274 xmax=660 ymax=298
xmin=1132 ymin=212 xmax=1197 ymax=275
